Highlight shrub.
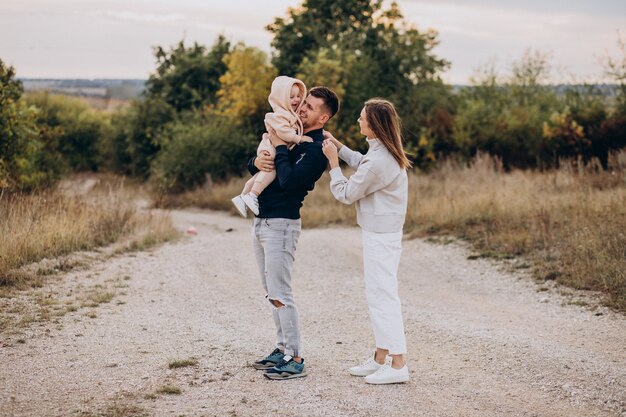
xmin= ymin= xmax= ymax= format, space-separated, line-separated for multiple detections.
xmin=25 ymin=91 xmax=112 ymax=172
xmin=151 ymin=112 xmax=257 ymax=193
xmin=0 ymin=60 xmax=61 ymax=191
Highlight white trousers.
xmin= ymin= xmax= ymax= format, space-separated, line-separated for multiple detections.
xmin=362 ymin=229 xmax=407 ymax=355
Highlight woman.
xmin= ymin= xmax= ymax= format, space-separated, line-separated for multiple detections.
xmin=321 ymin=98 xmax=411 ymax=385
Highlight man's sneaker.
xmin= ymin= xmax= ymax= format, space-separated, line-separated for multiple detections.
xmin=231 ymin=195 xmax=247 ymax=218
xmin=242 ymin=193 xmax=259 ymax=216
xmin=263 ymin=355 xmax=307 ymax=380
xmin=349 ymin=357 xmax=384 ymax=376
xmin=252 ymin=348 xmax=284 ymax=370
xmin=364 ymin=364 xmax=410 ymax=385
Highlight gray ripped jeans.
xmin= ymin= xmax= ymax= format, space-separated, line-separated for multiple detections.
xmin=252 ymin=218 xmax=302 ymax=357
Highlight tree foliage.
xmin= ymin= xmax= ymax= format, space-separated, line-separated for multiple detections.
xmin=107 ymin=97 xmax=176 ymax=177
xmin=269 ymin=0 xmax=451 ymax=160
xmin=25 ymin=92 xmax=111 ymax=172
xmin=145 ymin=36 xmax=231 ymax=113
xmin=267 ymin=0 xmax=379 ymax=76
xmin=151 ymin=112 xmax=257 ymax=193
xmin=103 ymin=38 xmax=233 ymax=178
xmin=216 ymin=44 xmax=277 ymax=133
xmin=0 ymin=60 xmax=60 ymax=191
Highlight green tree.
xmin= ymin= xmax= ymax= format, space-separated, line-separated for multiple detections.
xmin=562 ymin=85 xmax=611 ymax=168
xmin=216 ymin=44 xmax=277 ymax=134
xmin=26 ymin=92 xmax=110 ymax=172
xmin=270 ymin=1 xmax=451 ymax=164
xmin=0 ymin=59 xmax=59 ymax=191
xmin=452 ymin=53 xmax=562 ymax=169
xmin=296 ymin=48 xmax=351 ymax=136
xmin=145 ymin=36 xmax=232 ymax=112
xmin=151 ymin=112 xmax=257 ymax=193
xmin=110 ymin=97 xmax=176 ymax=177
xmin=267 ymin=0 xmax=379 ymax=76
xmin=542 ymin=107 xmax=589 ymax=165
xmin=598 ymin=34 xmax=626 ymax=165
xmin=112 ymin=36 xmax=233 ymax=177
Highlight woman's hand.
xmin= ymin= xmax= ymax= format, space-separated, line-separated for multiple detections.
xmin=323 ymin=130 xmax=343 ymax=150
xmin=254 ymin=151 xmax=274 ymax=172
xmin=322 ymin=139 xmax=339 ymax=169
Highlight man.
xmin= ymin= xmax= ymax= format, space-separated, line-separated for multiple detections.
xmin=248 ymin=86 xmax=339 ymax=380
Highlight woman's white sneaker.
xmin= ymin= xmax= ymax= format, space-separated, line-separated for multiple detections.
xmin=364 ymin=364 xmax=410 ymax=384
xmin=349 ymin=358 xmax=383 ymax=376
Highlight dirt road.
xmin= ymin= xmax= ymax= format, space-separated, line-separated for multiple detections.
xmin=1 ymin=209 xmax=624 ymax=416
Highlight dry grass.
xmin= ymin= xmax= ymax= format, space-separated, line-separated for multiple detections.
xmin=0 ymin=175 xmax=178 ymax=288
xmin=152 ymin=172 xmax=357 ymax=228
xmin=152 ymin=176 xmax=243 ymax=212
xmin=0 ymin=174 xmax=178 ymax=333
xmin=76 ymin=402 xmax=148 ymax=417
xmin=300 ymin=175 xmax=357 ymax=229
xmin=402 ymin=152 xmax=626 ymax=310
xmin=168 ymin=358 xmax=199 ymax=369
xmin=156 ymin=385 xmax=182 ymax=395
xmin=164 ymin=152 xmax=626 ymax=311
xmin=0 ymin=192 xmax=131 ymax=286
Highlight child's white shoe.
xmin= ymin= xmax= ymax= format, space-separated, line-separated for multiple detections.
xmin=242 ymin=193 xmax=259 ymax=215
xmin=231 ymin=195 xmax=247 ymax=218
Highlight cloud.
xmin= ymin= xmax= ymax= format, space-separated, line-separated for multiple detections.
xmin=103 ymin=11 xmax=186 ymax=23
xmin=398 ymin=0 xmax=626 ymax=17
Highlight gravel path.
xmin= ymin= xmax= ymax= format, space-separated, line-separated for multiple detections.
xmin=1 ymin=209 xmax=624 ymax=417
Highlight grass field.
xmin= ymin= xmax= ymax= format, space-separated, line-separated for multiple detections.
xmin=0 ymin=176 xmax=177 ymax=288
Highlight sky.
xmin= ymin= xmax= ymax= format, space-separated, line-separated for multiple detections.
xmin=1 ymin=0 xmax=624 ymax=84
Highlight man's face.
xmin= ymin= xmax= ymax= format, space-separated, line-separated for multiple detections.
xmin=299 ymin=95 xmax=328 ymax=130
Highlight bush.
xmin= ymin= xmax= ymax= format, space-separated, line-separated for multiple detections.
xmin=151 ymin=113 xmax=257 ymax=193
xmin=450 ymin=52 xmax=624 ymax=169
xmin=105 ymin=97 xmax=176 ymax=177
xmin=25 ymin=91 xmax=112 ymax=172
xmin=0 ymin=60 xmax=61 ymax=191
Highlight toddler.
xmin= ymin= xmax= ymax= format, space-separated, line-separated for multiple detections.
xmin=232 ymin=76 xmax=311 ymax=217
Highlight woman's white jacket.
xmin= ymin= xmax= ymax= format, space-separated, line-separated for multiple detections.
xmin=329 ymin=138 xmax=408 ymax=233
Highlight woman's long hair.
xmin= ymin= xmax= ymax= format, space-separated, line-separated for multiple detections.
xmin=364 ymin=98 xmax=413 ymax=169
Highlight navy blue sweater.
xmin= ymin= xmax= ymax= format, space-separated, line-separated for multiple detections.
xmin=247 ymin=128 xmax=328 ymax=219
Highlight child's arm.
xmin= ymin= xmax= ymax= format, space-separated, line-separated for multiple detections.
xmin=265 ymin=113 xmax=311 ymax=144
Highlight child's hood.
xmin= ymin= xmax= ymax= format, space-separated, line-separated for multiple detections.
xmin=268 ymin=76 xmax=306 ymax=114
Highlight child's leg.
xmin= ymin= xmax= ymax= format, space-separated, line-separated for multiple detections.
xmin=258 ymin=134 xmax=276 ymax=157
xmin=242 ymin=174 xmax=257 ymax=195
xmin=249 ymin=136 xmax=276 ymax=196
xmin=251 ymin=170 xmax=276 ymax=196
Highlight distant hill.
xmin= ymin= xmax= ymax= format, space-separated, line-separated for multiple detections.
xmin=20 ymin=79 xmax=146 ymax=100
xmin=19 ymin=79 xmax=620 ymax=101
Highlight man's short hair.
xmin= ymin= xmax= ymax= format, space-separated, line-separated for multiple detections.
xmin=309 ymin=86 xmax=339 ymax=119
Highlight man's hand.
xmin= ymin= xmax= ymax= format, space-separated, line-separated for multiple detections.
xmin=254 ymin=151 xmax=275 ymax=172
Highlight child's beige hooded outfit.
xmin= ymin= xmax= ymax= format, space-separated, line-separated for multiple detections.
xmin=241 ymin=76 xmax=307 ymax=195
